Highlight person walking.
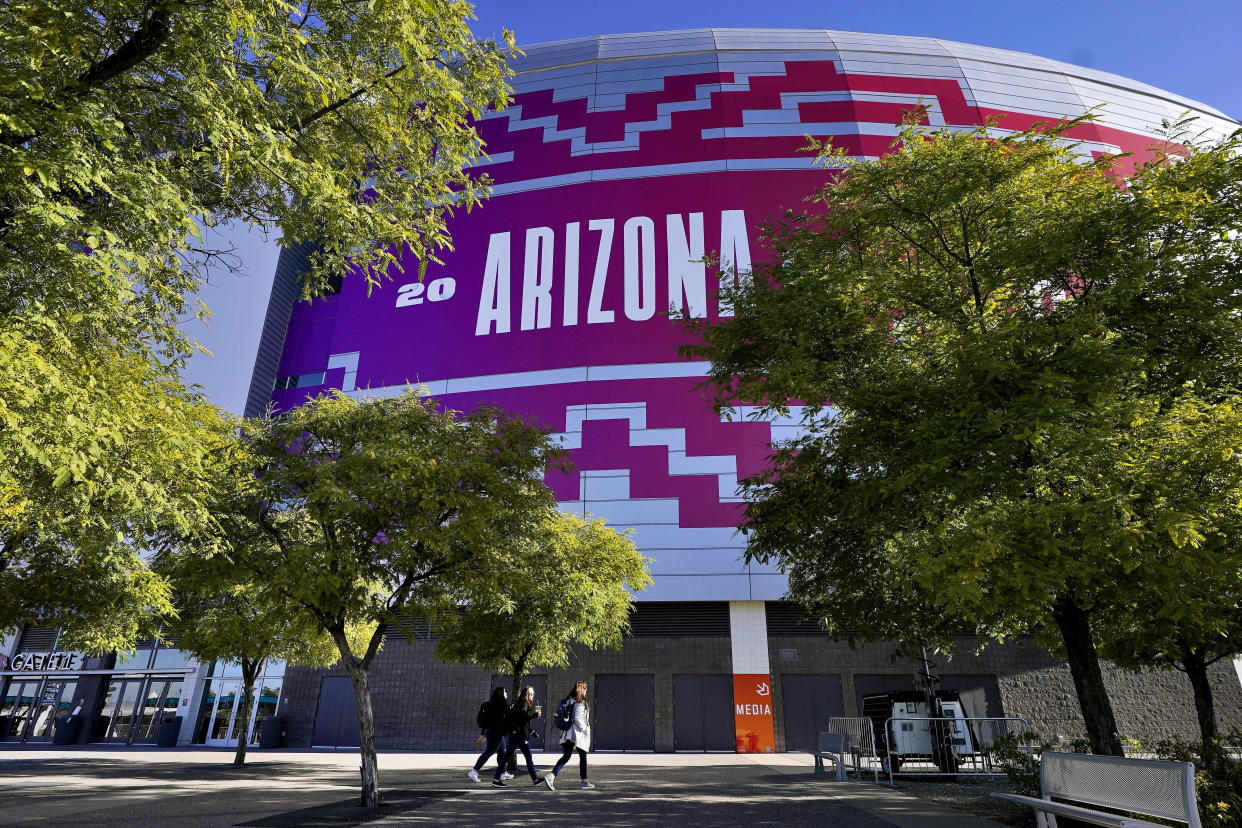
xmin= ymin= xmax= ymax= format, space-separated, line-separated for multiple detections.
xmin=467 ymin=687 xmax=511 ymax=783
xmin=496 ymin=685 xmax=546 ymax=788
xmin=543 ymin=680 xmax=594 ymax=790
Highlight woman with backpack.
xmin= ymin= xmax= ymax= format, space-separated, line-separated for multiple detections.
xmin=495 ymin=685 xmax=547 ymax=788
xmin=467 ymin=686 xmax=510 ymax=783
xmin=543 ymin=680 xmax=593 ymax=790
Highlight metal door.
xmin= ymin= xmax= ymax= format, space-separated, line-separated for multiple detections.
xmin=780 ymin=674 xmax=845 ymax=752
xmin=312 ymin=676 xmax=360 ymax=748
xmin=673 ymin=675 xmax=735 ymax=751
xmin=593 ymin=674 xmax=654 ymax=751
xmin=939 ymin=675 xmax=1002 ymax=719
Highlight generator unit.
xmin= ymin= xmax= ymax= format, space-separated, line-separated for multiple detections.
xmin=861 ymin=690 xmax=976 ymax=773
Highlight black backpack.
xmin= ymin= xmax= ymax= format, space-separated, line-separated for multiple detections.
xmin=554 ymin=697 xmax=575 ymax=731
xmin=476 ymin=702 xmax=493 ymax=730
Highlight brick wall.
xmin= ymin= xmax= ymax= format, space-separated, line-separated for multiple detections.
xmin=279 ymin=629 xmax=1242 ymax=752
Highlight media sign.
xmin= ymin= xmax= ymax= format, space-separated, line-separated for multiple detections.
xmin=733 ymin=674 xmax=776 ymax=753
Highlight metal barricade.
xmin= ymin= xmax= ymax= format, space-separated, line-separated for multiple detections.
xmin=825 ymin=716 xmax=883 ymax=783
xmin=880 ymin=716 xmax=1029 ymax=785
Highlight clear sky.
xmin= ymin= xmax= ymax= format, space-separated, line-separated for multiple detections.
xmin=181 ymin=0 xmax=1242 ymax=413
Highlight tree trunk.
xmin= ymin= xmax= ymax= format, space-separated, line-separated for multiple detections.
xmin=233 ymin=658 xmax=261 ymax=767
xmin=1052 ymin=597 xmax=1123 ymax=756
xmin=1180 ymin=645 xmax=1217 ymax=748
xmin=345 ymin=662 xmax=380 ymax=807
xmin=506 ymin=648 xmax=530 ymax=774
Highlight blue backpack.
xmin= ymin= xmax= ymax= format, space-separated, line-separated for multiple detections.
xmin=554 ymin=697 xmax=575 ymax=731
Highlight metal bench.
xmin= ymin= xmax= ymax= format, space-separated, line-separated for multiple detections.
xmin=991 ymin=751 xmax=1201 ymax=828
xmin=808 ymin=732 xmax=848 ymax=780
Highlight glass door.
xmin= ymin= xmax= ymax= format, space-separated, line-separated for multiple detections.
xmin=27 ymin=680 xmax=77 ymax=743
xmin=248 ymin=680 xmax=282 ymax=745
xmin=202 ymin=679 xmax=278 ymax=747
xmin=99 ymin=679 xmax=143 ymax=742
xmin=0 ymin=679 xmax=40 ymax=741
xmin=205 ymin=680 xmax=241 ymax=746
xmin=131 ymin=679 xmax=184 ymax=744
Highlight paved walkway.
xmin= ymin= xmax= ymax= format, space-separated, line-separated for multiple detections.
xmin=0 ymin=748 xmax=1006 ymax=826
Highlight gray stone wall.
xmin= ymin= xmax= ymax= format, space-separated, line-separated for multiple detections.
xmin=999 ymin=659 xmax=1242 ymax=748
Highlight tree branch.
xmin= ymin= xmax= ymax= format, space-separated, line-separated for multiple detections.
xmin=287 ymin=63 xmax=408 ymax=135
xmin=72 ymin=6 xmax=173 ymax=96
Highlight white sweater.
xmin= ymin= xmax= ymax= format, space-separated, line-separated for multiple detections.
xmin=559 ymin=700 xmax=591 ymax=751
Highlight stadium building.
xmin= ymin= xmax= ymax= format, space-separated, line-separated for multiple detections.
xmin=3 ymin=28 xmax=1240 ymax=752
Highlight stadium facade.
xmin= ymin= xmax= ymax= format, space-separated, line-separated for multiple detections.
xmin=3 ymin=29 xmax=1240 ymax=751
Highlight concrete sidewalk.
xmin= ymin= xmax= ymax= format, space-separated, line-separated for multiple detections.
xmin=0 ymin=748 xmax=1007 ymax=826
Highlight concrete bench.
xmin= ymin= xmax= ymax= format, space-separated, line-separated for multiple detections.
xmin=807 ymin=732 xmax=848 ymax=781
xmin=991 ymin=751 xmax=1201 ymax=828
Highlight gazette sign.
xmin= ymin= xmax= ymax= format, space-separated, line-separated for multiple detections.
xmin=2 ymin=651 xmax=81 ymax=672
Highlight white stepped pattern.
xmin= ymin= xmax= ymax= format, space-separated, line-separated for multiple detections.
xmin=550 ymin=401 xmax=807 ymax=503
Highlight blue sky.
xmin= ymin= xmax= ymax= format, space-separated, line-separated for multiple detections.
xmin=182 ymin=0 xmax=1242 ymax=414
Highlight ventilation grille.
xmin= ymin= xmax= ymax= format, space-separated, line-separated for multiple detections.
xmin=16 ymin=628 xmax=58 ymax=655
xmin=17 ymin=625 xmax=59 ymax=652
xmin=384 ymin=614 xmax=438 ymax=642
xmin=626 ymin=602 xmax=730 ymax=637
xmin=765 ymin=602 xmax=828 ymax=637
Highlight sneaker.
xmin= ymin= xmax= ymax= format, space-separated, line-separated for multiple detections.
xmin=491 ymin=778 xmax=507 ymax=787
xmin=544 ymin=773 xmax=556 ymax=791
xmin=580 ymin=780 xmax=596 ymax=790
xmin=501 ymin=772 xmax=514 ymax=780
xmin=467 ymin=769 xmax=480 ymax=783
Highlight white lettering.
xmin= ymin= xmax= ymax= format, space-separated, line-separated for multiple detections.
xmin=476 ymin=232 xmax=512 ymax=335
xmin=666 ymin=212 xmax=706 ymax=318
xmin=521 ymin=226 xmax=555 ymax=331
xmin=395 ymin=282 xmax=424 ymax=306
xmin=586 ymin=219 xmax=615 ymax=324
xmin=563 ymin=221 xmax=580 ymax=326
xmin=623 ymin=216 xmax=656 ymax=322
xmin=397 ymin=278 xmax=455 ymax=307
xmin=427 ymin=277 xmax=455 ymax=302
xmin=718 ymin=209 xmax=753 ymax=317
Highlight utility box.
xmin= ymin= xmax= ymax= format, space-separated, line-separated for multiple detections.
xmin=52 ymin=715 xmax=80 ymax=745
xmin=259 ymin=716 xmax=285 ymax=749
xmin=157 ymin=716 xmax=182 ymax=747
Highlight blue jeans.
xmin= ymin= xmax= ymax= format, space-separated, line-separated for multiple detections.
xmin=472 ymin=728 xmax=507 ymax=772
xmin=499 ymin=736 xmax=538 ymax=781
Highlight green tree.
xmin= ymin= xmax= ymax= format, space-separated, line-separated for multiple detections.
xmin=228 ymin=389 xmax=562 ymax=806
xmin=154 ymin=528 xmax=375 ymax=767
xmin=683 ymin=117 xmax=1242 ymax=756
xmin=1098 ymin=398 xmax=1242 ymax=748
xmin=435 ymin=512 xmax=651 ymax=702
xmin=0 ymin=338 xmax=235 ymax=650
xmin=0 ymin=0 xmax=516 ymax=645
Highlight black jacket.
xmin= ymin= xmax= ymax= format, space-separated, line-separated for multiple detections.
xmin=506 ymin=703 xmax=540 ymax=741
xmin=479 ymin=699 xmax=509 ymax=731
